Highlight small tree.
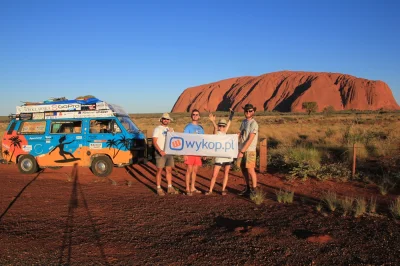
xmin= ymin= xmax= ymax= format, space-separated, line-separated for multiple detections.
xmin=322 ymin=105 xmax=335 ymax=116
xmin=302 ymin=102 xmax=318 ymax=115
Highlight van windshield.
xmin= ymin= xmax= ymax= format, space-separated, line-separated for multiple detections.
xmin=118 ymin=116 xmax=140 ymax=133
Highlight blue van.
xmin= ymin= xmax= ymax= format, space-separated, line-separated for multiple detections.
xmin=2 ymin=97 xmax=147 ymax=177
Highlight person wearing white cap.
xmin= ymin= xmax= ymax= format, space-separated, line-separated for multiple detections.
xmin=205 ymin=109 xmax=235 ymax=196
xmin=152 ymin=113 xmax=178 ymax=196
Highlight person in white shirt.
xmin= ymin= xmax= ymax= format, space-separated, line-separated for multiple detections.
xmin=236 ymin=104 xmax=259 ymax=196
xmin=205 ymin=109 xmax=234 ymax=196
xmin=152 ymin=113 xmax=178 ymax=196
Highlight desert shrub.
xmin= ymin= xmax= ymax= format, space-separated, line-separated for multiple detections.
xmin=354 ymin=197 xmax=367 ymax=217
xmin=284 ymin=147 xmax=321 ymax=180
xmin=378 ymin=183 xmax=389 ymax=196
xmin=173 ymin=155 xmax=184 ymax=163
xmin=275 ymin=189 xmax=294 ymax=204
xmin=368 ymin=197 xmax=377 ymax=213
xmin=316 ymin=163 xmax=352 ymax=181
xmin=283 ymin=190 xmax=294 ymax=203
xmin=316 ymin=203 xmax=323 ymax=212
xmin=325 ymin=128 xmax=336 ymax=138
xmin=338 ymin=196 xmax=354 ymax=216
xmin=323 ymin=191 xmax=338 ymax=212
xmin=322 ymin=105 xmax=335 ymax=116
xmin=390 ymin=196 xmax=400 ymax=219
xmin=250 ymin=188 xmax=266 ymax=205
xmin=275 ymin=189 xmax=284 ymax=203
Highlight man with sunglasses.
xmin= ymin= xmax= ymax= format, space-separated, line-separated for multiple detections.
xmin=183 ymin=109 xmax=204 ymax=196
xmin=237 ymin=104 xmax=259 ymax=196
xmin=152 ymin=113 xmax=178 ymax=196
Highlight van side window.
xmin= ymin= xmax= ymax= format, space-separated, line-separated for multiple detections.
xmin=7 ymin=121 xmax=17 ymax=135
xmin=90 ymin=119 xmax=120 ymax=133
xmin=51 ymin=121 xmax=82 ymax=134
xmin=19 ymin=121 xmax=46 ymax=135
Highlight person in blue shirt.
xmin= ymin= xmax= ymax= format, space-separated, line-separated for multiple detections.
xmin=183 ymin=109 xmax=204 ymax=196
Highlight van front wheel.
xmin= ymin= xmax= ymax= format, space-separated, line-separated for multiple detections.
xmin=17 ymin=155 xmax=39 ymax=174
xmin=91 ymin=156 xmax=113 ymax=177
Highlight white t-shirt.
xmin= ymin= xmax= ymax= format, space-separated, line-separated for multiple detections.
xmin=152 ymin=125 xmax=172 ymax=151
xmin=215 ymin=131 xmax=233 ymax=164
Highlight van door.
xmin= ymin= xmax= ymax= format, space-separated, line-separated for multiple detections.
xmin=87 ymin=118 xmax=132 ymax=165
xmin=41 ymin=120 xmax=85 ymax=166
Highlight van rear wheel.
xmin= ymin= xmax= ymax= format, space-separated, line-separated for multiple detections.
xmin=17 ymin=155 xmax=39 ymax=174
xmin=91 ymin=156 xmax=113 ymax=177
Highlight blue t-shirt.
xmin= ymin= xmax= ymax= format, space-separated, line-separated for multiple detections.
xmin=184 ymin=123 xmax=204 ymax=134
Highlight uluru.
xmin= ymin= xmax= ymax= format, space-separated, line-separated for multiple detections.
xmin=171 ymin=71 xmax=400 ymax=112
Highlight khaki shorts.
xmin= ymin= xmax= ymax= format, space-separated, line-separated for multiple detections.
xmin=236 ymin=151 xmax=256 ymax=168
xmin=155 ymin=153 xmax=174 ymax=168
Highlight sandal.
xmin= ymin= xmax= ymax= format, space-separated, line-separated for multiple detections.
xmin=186 ymin=190 xmax=193 ymax=196
xmin=221 ymin=190 xmax=227 ymax=196
xmin=192 ymin=189 xmax=201 ymax=194
xmin=205 ymin=191 xmax=213 ymax=196
xmin=157 ymin=188 xmax=165 ymax=196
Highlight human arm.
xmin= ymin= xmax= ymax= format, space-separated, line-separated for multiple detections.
xmin=225 ymin=108 xmax=234 ymax=132
xmin=208 ymin=113 xmax=217 ymax=134
xmin=152 ymin=137 xmax=166 ymax=156
xmin=237 ymin=133 xmax=256 ymax=157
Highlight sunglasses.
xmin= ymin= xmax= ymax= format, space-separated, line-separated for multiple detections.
xmin=162 ymin=118 xmax=170 ymax=121
xmin=245 ymin=110 xmax=254 ymax=113
xmin=218 ymin=125 xmax=226 ymax=127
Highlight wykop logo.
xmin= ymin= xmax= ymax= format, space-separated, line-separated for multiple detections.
xmin=169 ymin=136 xmax=234 ymax=152
xmin=169 ymin=137 xmax=184 ymax=150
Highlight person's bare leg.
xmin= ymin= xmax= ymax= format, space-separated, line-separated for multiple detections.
xmin=222 ymin=165 xmax=231 ymax=192
xmin=165 ymin=166 xmax=172 ymax=186
xmin=191 ymin=165 xmax=199 ymax=191
xmin=156 ymin=168 xmax=163 ymax=188
xmin=185 ymin=165 xmax=193 ymax=192
xmin=208 ymin=165 xmax=221 ymax=192
xmin=248 ymin=167 xmax=257 ymax=189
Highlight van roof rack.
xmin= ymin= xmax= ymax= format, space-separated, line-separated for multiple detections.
xmin=15 ymin=97 xmax=129 ymax=119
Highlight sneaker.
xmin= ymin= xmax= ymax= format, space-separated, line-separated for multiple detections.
xmin=238 ymin=187 xmax=250 ymax=196
xmin=167 ymin=186 xmax=178 ymax=194
xmin=157 ymin=188 xmax=165 ymax=196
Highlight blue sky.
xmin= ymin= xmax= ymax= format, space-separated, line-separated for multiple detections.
xmin=0 ymin=0 xmax=399 ymax=115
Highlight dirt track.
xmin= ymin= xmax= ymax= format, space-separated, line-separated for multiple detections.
xmin=1 ymin=163 xmax=399 ymax=265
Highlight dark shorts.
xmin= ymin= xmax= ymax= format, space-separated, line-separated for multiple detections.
xmin=155 ymin=153 xmax=174 ymax=168
xmin=214 ymin=162 xmax=232 ymax=166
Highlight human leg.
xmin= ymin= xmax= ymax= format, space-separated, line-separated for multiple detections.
xmin=185 ymin=165 xmax=193 ymax=194
xmin=222 ymin=164 xmax=231 ymax=193
xmin=207 ymin=165 xmax=221 ymax=194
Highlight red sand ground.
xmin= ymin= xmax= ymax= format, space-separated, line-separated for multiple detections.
xmin=1 ymin=163 xmax=399 ymax=265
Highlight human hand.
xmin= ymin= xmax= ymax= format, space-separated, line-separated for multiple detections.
xmin=208 ymin=113 xmax=215 ymax=122
xmin=237 ymin=152 xmax=243 ymax=158
xmin=160 ymin=150 xmax=166 ymax=156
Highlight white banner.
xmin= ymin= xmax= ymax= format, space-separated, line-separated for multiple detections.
xmin=165 ymin=132 xmax=238 ymax=158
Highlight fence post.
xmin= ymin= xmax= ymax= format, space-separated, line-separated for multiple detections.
xmin=352 ymin=143 xmax=356 ymax=178
xmin=259 ymin=138 xmax=267 ymax=173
